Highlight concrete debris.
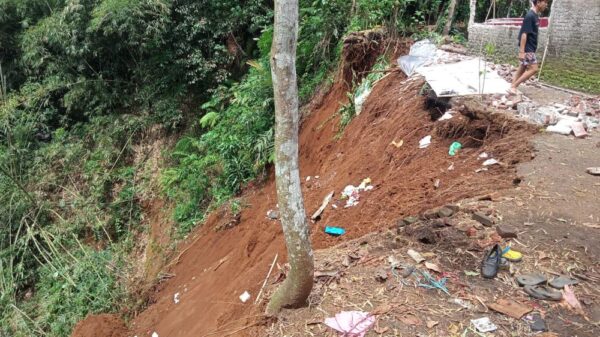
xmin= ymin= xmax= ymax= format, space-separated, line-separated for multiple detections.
xmin=496 ymin=225 xmax=518 ymax=239
xmin=472 ymin=212 xmax=494 ymax=227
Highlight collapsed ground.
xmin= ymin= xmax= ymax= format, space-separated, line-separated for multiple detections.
xmin=69 ymin=35 xmax=557 ymax=337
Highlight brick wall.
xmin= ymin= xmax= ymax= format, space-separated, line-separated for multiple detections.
xmin=468 ymin=24 xmax=548 ymax=59
xmin=468 ymin=0 xmax=600 ymax=76
xmin=546 ymin=0 xmax=600 ymax=75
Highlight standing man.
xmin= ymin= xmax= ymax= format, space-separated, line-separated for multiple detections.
xmin=509 ymin=0 xmax=549 ymax=94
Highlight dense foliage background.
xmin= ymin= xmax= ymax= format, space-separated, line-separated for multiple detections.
xmin=0 ymin=0 xmax=483 ymax=335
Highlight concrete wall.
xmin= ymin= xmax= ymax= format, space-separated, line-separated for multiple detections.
xmin=546 ymin=0 xmax=600 ymax=75
xmin=468 ymin=24 xmax=548 ymax=59
xmin=468 ymin=0 xmax=600 ymax=76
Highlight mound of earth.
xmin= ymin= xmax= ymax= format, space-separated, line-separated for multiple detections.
xmin=72 ymin=35 xmax=537 ymax=337
xmin=71 ymin=314 xmax=127 ymax=337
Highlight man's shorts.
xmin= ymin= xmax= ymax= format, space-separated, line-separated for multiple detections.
xmin=520 ymin=52 xmax=538 ymax=66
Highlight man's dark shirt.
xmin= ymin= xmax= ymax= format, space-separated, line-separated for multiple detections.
xmin=518 ymin=9 xmax=540 ymax=53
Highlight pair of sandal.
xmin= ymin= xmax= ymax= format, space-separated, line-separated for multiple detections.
xmin=516 ymin=274 xmax=579 ymax=301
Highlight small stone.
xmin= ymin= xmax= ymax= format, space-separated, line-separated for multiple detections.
xmin=421 ymin=209 xmax=440 ymax=220
xmin=397 ymin=216 xmax=418 ymax=231
xmin=587 ymin=167 xmax=600 ymax=176
xmin=432 ymin=217 xmax=453 ymax=228
xmin=466 ymin=227 xmax=478 ymax=237
xmin=472 ymin=212 xmax=494 ymax=227
xmin=437 ymin=207 xmax=455 ymax=218
xmin=266 ymin=210 xmax=279 ymax=220
xmin=496 ymin=225 xmax=518 ymax=239
xmin=444 ymin=204 xmax=460 ymax=213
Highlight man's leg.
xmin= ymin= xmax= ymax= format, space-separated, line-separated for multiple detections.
xmin=510 ymin=64 xmax=527 ymax=93
xmin=513 ymin=63 xmax=538 ymax=88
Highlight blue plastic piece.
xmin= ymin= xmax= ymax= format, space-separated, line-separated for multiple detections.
xmin=325 ymin=226 xmax=345 ymax=236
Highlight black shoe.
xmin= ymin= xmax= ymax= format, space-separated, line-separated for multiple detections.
xmin=481 ymin=244 xmax=501 ymax=279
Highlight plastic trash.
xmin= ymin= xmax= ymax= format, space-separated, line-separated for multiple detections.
xmin=397 ymin=40 xmax=437 ymax=76
xmin=438 ymin=111 xmax=454 ymax=121
xmin=547 ymin=118 xmax=575 ymax=135
xmin=482 ymin=159 xmax=500 ymax=166
xmin=419 ymin=135 xmax=432 ymax=149
xmin=448 ymin=142 xmax=462 ymax=156
xmin=325 ymin=226 xmax=346 ymax=236
xmin=173 ymin=292 xmax=180 ymax=304
xmin=354 ymin=87 xmax=371 ymax=116
xmin=239 ymin=291 xmax=251 ymax=303
xmin=324 ymin=311 xmax=375 ymax=337
xmin=470 ymin=317 xmax=497 ymax=332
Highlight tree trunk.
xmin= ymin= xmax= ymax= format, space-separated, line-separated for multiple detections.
xmin=443 ymin=0 xmax=459 ymax=36
xmin=469 ymin=0 xmax=477 ymax=27
xmin=266 ymin=0 xmax=314 ymax=315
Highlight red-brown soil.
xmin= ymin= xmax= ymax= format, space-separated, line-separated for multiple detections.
xmin=72 ymin=45 xmax=537 ymax=337
xmin=71 ymin=314 xmax=128 ymax=337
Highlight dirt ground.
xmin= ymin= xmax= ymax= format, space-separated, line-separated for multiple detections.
xmin=70 ymin=42 xmax=599 ymax=337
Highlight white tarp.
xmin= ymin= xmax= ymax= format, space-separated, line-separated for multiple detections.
xmin=416 ymin=58 xmax=511 ymax=97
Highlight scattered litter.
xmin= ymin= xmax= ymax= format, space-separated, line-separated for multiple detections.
xmin=419 ymin=135 xmax=432 ymax=149
xmin=488 ymin=298 xmax=532 ymax=319
xmin=447 ymin=163 xmax=455 ymax=171
xmin=433 ymin=179 xmax=440 ymax=189
xmin=562 ymin=285 xmax=585 ymax=316
xmin=311 ymin=191 xmax=334 ymax=221
xmin=501 ymin=247 xmax=522 ymax=262
xmin=547 ymin=118 xmax=574 ymax=135
xmin=439 ymin=111 xmax=454 ymax=121
xmin=173 ymin=292 xmax=180 ymax=304
xmin=390 ymin=139 xmax=404 ymax=148
xmin=416 ymin=270 xmax=449 ymax=295
xmin=425 ymin=262 xmax=442 ymax=273
xmin=325 ymin=226 xmax=346 ymax=236
xmin=464 ymin=270 xmax=480 ymax=277
xmin=475 ymin=168 xmax=488 ymax=173
xmin=450 ymin=298 xmax=476 ymax=310
xmin=448 ymin=141 xmax=462 ymax=156
xmin=239 ymin=291 xmax=251 ymax=303
xmin=407 ymin=249 xmax=425 ymax=263
xmin=152 ymin=332 xmax=159 ymax=337
xmin=266 ymin=210 xmax=279 ymax=220
xmin=471 ymin=317 xmax=497 ymax=333
xmin=525 ymin=312 xmax=547 ymax=332
xmin=341 ymin=178 xmax=373 ymax=207
xmin=324 ymin=311 xmax=376 ymax=337
xmin=587 ymin=167 xmax=600 ymax=176
xmin=478 ymin=152 xmax=489 ymax=159
xmin=397 ymin=39 xmax=437 ymax=76
xmin=306 ymin=176 xmax=311 ymax=181
xmin=482 ymin=159 xmax=500 ymax=166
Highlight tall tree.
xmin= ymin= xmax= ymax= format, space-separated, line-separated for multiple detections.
xmin=443 ymin=0 xmax=458 ymax=36
xmin=266 ymin=0 xmax=314 ymax=315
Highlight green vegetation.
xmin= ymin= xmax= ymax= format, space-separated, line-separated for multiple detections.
xmin=1 ymin=1 xmax=471 ymax=336
xmin=541 ymin=59 xmax=600 ymax=95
